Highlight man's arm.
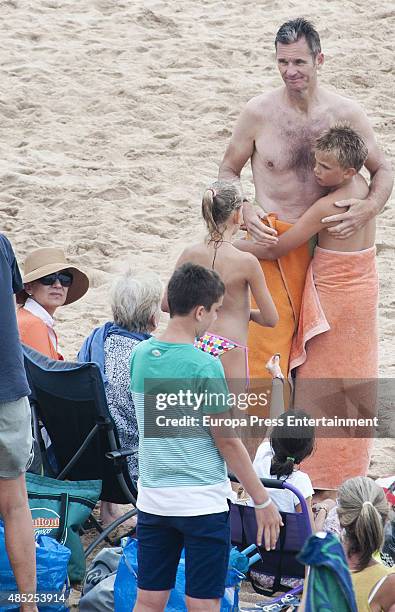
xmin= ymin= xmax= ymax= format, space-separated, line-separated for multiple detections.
xmin=322 ymin=103 xmax=393 ymax=239
xmin=218 ymin=101 xmax=257 ymax=183
xmin=219 ymin=100 xmax=278 ymax=244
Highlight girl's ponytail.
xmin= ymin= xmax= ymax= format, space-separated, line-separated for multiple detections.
xmin=269 ymin=410 xmax=315 ymax=480
xmin=202 ymin=188 xmax=222 ymax=243
xmin=270 ymin=454 xmax=296 ymax=479
xmin=201 ymin=181 xmax=242 ymax=268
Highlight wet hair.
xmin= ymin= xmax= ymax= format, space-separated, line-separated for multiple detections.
xmin=270 ymin=410 xmax=315 ymax=479
xmin=110 ymin=267 xmax=162 ymax=332
xmin=201 ymin=180 xmax=242 ymax=263
xmin=275 ymin=18 xmax=321 ymax=58
xmin=337 ymin=476 xmax=390 ymax=572
xmin=167 ymin=262 xmax=225 ymax=317
xmin=315 ymin=123 xmax=368 ymax=172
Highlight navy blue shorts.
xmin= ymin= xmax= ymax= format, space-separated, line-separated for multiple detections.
xmin=136 ymin=509 xmax=231 ymax=599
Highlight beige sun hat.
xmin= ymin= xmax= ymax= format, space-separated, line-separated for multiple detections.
xmin=16 ymin=247 xmax=89 ymax=305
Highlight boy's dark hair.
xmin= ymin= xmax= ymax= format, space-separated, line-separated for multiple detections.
xmin=315 ymin=123 xmax=368 ymax=172
xmin=167 ymin=262 xmax=225 ymax=317
xmin=275 ymin=18 xmax=321 ymax=58
xmin=270 ymin=409 xmax=315 ymax=479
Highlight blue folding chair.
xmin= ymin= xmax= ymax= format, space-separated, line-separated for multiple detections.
xmin=230 ymin=476 xmax=312 ymax=604
xmin=22 ymin=344 xmax=137 ymax=556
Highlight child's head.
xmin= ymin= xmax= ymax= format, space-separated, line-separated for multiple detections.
xmin=314 ymin=123 xmax=368 ymax=189
xmin=201 ymin=180 xmax=243 ymax=244
xmin=270 ymin=410 xmax=315 ymax=479
xmin=337 ymin=476 xmax=389 ymax=571
xmin=167 ymin=262 xmax=225 ymax=334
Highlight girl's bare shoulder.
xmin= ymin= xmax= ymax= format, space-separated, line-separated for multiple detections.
xmin=234 ymin=247 xmax=260 ymax=267
xmin=177 ymin=242 xmax=207 ymax=262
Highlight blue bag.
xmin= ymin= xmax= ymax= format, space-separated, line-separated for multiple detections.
xmin=114 ymin=538 xmax=245 ymax=612
xmin=0 ymin=521 xmax=70 ymax=611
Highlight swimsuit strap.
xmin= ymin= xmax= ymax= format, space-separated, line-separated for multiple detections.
xmin=209 ymin=239 xmax=233 ymax=270
xmin=212 ymin=243 xmax=218 ymax=269
xmin=368 ymin=575 xmax=390 ymax=604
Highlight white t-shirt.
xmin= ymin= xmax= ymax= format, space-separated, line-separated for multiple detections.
xmin=247 ymin=441 xmax=314 ymax=513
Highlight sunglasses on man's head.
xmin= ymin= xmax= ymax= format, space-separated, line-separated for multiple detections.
xmin=38 ymin=272 xmax=73 ymax=287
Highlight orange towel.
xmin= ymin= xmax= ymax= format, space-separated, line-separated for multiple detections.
xmin=248 ymin=215 xmax=312 ymax=382
xmin=293 ymin=246 xmax=378 ymax=489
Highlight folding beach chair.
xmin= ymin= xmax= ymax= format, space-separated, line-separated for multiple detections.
xmin=230 ymin=476 xmax=312 ymax=604
xmin=22 ymin=344 xmax=137 ymax=557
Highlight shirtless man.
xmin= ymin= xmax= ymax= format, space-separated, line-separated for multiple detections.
xmin=219 ymin=17 xmax=392 ymax=243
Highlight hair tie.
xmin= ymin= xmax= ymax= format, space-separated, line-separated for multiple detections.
xmin=362 ymin=501 xmax=374 ymax=508
xmin=286 ymin=456 xmax=295 ymax=463
xmin=208 ymin=187 xmax=216 ymax=198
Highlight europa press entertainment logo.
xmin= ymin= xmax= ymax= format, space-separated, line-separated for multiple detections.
xmin=31 ymin=507 xmax=67 ymax=542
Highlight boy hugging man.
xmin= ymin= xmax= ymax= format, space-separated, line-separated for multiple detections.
xmin=237 ymin=123 xmax=375 ymax=259
xmin=130 ymin=263 xmax=282 ymax=612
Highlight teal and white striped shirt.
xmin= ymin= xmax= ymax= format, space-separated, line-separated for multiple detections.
xmin=130 ymin=337 xmax=233 ymax=516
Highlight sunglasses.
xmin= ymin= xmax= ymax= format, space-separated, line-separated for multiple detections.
xmin=38 ymin=272 xmax=73 ymax=287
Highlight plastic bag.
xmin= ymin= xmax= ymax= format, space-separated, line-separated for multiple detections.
xmin=80 ymin=547 xmax=123 ymax=611
xmin=114 ymin=539 xmax=244 ymax=612
xmin=0 ymin=521 xmax=70 ymax=611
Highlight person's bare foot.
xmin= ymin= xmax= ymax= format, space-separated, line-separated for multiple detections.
xmin=100 ymin=501 xmax=137 ymax=530
xmin=266 ymin=354 xmax=284 ymax=379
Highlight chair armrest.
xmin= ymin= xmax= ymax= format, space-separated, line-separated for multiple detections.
xmin=228 ymin=472 xmax=286 ymax=490
xmin=105 ymin=449 xmax=135 ymax=461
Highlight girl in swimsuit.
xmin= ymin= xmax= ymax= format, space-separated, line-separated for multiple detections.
xmin=162 ymin=180 xmax=278 ymax=389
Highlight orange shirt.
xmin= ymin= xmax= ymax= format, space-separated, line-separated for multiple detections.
xmin=17 ymin=307 xmax=63 ymax=360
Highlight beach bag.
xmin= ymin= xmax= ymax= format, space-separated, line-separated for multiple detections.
xmin=0 ymin=521 xmax=70 ymax=611
xmin=79 ymin=547 xmax=123 ymax=611
xmin=26 ymin=473 xmax=102 ymax=582
xmin=114 ymin=538 xmax=245 ymax=612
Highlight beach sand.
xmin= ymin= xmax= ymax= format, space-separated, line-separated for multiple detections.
xmin=1 ymin=0 xmax=393 ymax=604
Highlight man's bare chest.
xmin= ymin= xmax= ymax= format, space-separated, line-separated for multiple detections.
xmin=254 ymin=113 xmax=332 ymax=178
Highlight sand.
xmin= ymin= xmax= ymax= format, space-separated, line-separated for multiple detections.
xmin=1 ymin=0 xmax=394 ymax=521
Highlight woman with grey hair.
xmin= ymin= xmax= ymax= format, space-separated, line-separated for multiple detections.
xmin=78 ymin=269 xmax=162 ymax=525
xmin=337 ymin=476 xmax=395 ymax=611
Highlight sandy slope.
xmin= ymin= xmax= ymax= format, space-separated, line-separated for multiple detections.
xmin=1 ymin=1 xmax=393 ymax=477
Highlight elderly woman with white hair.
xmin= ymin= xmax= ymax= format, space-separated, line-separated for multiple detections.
xmin=78 ymin=269 xmax=162 ymax=525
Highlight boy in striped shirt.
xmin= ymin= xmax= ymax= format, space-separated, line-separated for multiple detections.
xmin=130 ymin=263 xmax=281 ymax=611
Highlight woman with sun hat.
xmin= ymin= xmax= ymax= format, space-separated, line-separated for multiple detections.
xmin=17 ymin=247 xmax=89 ymax=360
